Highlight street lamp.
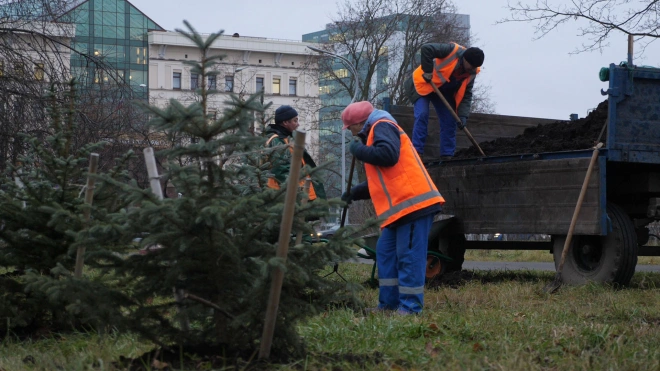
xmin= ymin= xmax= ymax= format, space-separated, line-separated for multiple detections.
xmin=306 ymin=46 xmax=360 ymax=215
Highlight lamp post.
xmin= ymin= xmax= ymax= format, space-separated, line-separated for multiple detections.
xmin=306 ymin=46 xmax=360 ymax=221
xmin=234 ymin=66 xmax=247 ymax=95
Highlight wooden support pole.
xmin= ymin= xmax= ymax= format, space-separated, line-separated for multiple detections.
xmin=74 ymin=153 xmax=99 ymax=278
xmin=14 ymin=169 xmax=26 ymax=209
xmin=143 ymin=147 xmax=190 ymax=332
xmin=143 ymin=147 xmax=163 ymax=200
xmin=259 ymin=130 xmax=306 ymax=360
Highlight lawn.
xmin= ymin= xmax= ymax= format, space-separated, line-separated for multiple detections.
xmin=3 ymin=262 xmax=660 ymax=370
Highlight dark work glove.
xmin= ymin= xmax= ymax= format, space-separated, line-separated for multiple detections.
xmin=457 ymin=116 xmax=467 ymax=130
xmin=349 ymin=139 xmax=362 ymax=155
xmin=341 ymin=191 xmax=353 ymax=205
xmin=422 ymin=72 xmax=433 ymax=83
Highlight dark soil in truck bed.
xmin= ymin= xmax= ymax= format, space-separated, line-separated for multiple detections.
xmin=455 ymin=100 xmax=609 ymax=158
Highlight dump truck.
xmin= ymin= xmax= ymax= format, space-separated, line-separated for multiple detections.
xmin=383 ymin=62 xmax=660 ymax=286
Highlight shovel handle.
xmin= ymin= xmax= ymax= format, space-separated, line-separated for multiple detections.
xmin=340 ymin=154 xmax=356 ymax=228
xmin=429 ymin=83 xmax=486 ymax=157
xmin=556 ymin=143 xmax=603 ymax=273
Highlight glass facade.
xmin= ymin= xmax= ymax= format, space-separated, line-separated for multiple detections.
xmin=64 ymin=0 xmax=164 ymax=99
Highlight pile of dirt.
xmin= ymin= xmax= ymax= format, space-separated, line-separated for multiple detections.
xmin=456 ymin=100 xmax=609 ymax=158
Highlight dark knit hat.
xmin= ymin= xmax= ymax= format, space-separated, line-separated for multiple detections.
xmin=274 ymin=105 xmax=298 ymax=124
xmin=463 ymin=47 xmax=484 ymax=68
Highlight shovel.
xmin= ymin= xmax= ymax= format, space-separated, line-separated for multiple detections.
xmin=429 ymin=83 xmax=486 ymax=157
xmin=543 ymin=142 xmax=603 ymax=293
xmin=322 ymin=154 xmax=356 ymax=282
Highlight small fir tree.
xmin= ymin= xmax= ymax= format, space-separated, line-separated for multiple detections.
xmin=0 ymin=81 xmax=131 ymax=334
xmin=40 ymin=22 xmax=369 ymax=360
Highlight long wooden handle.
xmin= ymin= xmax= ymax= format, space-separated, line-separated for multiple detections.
xmin=430 ymin=83 xmax=486 ymax=157
xmin=340 ymin=155 xmax=357 ymax=228
xmin=557 ymin=143 xmax=603 ymax=273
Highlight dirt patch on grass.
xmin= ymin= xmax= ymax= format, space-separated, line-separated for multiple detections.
xmin=456 ymin=100 xmax=608 ymax=158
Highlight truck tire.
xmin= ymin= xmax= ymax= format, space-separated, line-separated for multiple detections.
xmin=435 ymin=234 xmax=466 ymax=272
xmin=552 ymin=203 xmax=638 ymax=286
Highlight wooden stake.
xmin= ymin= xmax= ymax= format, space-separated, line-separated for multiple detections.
xmin=143 ymin=147 xmax=190 ymax=332
xmin=259 ymin=130 xmax=306 ymax=360
xmin=14 ymin=169 xmax=26 ymax=209
xmin=74 ymin=153 xmax=99 ymax=278
xmin=143 ymin=147 xmax=163 ymax=200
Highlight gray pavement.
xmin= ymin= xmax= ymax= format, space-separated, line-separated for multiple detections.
xmin=351 ymin=257 xmax=660 ymax=272
xmin=464 ymin=261 xmax=660 ymax=272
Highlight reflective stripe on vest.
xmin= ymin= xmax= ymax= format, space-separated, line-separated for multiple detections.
xmin=265 ymin=134 xmax=317 ymax=201
xmin=412 ymin=43 xmax=461 ymax=96
xmin=433 ymin=48 xmax=461 ymax=84
xmin=365 ymin=119 xmax=445 ymax=228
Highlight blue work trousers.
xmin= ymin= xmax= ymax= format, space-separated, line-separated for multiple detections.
xmin=412 ymin=94 xmax=457 ymax=156
xmin=377 ymin=214 xmax=433 ymax=314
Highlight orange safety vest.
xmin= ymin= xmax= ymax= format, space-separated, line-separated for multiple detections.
xmin=412 ymin=43 xmax=480 ymax=112
xmin=265 ymin=135 xmax=318 ymax=201
xmin=365 ymin=119 xmax=445 ymax=228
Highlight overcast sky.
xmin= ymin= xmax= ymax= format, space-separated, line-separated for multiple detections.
xmin=130 ymin=0 xmax=659 ymax=120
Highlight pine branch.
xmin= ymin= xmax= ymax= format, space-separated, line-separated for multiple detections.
xmin=183 ymin=292 xmax=234 ymax=319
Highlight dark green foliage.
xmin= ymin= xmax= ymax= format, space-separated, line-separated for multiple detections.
xmin=38 ymin=22 xmax=369 ymax=361
xmin=0 ymin=81 xmax=133 ymax=335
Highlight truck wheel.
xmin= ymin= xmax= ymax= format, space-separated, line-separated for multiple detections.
xmin=425 ymin=254 xmax=446 ymax=283
xmin=437 ymin=234 xmax=466 ymax=272
xmin=552 ymin=203 xmax=638 ymax=286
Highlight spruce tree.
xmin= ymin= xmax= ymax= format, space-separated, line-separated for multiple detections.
xmin=0 ymin=81 xmax=131 ymax=334
xmin=40 ymin=22 xmax=369 ymax=360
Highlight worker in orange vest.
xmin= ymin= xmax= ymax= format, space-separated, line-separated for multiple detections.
xmin=341 ymin=101 xmax=445 ymax=315
xmin=404 ymin=43 xmax=484 ymax=159
xmin=264 ymin=105 xmax=326 ymax=201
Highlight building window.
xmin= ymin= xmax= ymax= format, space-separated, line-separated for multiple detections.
xmin=34 ymin=63 xmax=44 ymax=81
xmin=208 ymin=75 xmax=216 ymax=90
xmin=256 ymin=77 xmax=264 ymax=92
xmin=272 ymin=77 xmax=280 ymax=95
xmin=190 ymin=73 xmax=198 ymax=90
xmin=225 ymin=76 xmax=233 ymax=92
xmin=289 ymin=78 xmax=297 ymax=96
xmin=173 ymin=72 xmax=181 ymax=89
xmin=13 ymin=63 xmax=24 ymax=77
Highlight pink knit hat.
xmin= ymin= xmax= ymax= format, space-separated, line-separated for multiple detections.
xmin=341 ymin=101 xmax=374 ymax=129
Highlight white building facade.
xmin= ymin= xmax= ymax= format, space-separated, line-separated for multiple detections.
xmin=147 ymin=31 xmax=321 ymax=153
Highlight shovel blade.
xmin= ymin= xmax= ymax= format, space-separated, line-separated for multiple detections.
xmin=543 ymin=273 xmax=563 ymax=294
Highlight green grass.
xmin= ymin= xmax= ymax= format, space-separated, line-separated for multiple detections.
xmin=3 ymin=263 xmax=660 ymax=370
xmin=0 ymin=330 xmax=153 ymax=371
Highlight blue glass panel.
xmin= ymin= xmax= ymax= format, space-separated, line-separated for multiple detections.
xmin=102 ymin=0 xmax=117 ymax=12
xmin=93 ymin=10 xmax=102 ymax=24
xmin=76 ymin=23 xmax=89 ymax=37
xmin=102 ymin=11 xmax=117 ymax=26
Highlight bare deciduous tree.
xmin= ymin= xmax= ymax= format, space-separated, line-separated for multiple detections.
xmin=0 ymin=0 xmax=157 ymax=187
xmin=500 ymin=0 xmax=660 ymax=54
xmin=306 ymin=0 xmax=494 ymax=199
